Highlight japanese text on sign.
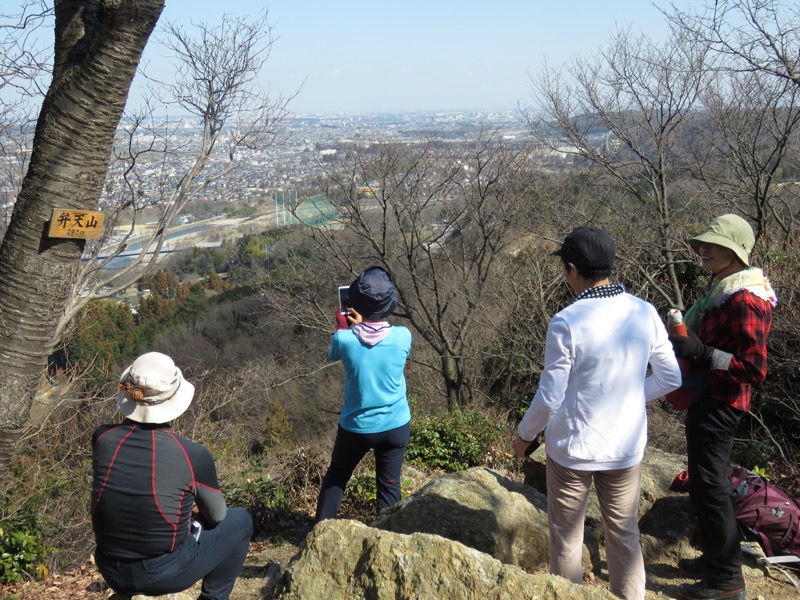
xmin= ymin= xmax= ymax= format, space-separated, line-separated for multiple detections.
xmin=48 ymin=209 xmax=104 ymax=240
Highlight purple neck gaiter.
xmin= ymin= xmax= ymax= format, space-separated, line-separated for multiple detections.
xmin=352 ymin=322 xmax=391 ymax=346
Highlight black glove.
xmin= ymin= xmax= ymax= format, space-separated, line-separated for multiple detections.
xmin=669 ymin=330 xmax=714 ymax=364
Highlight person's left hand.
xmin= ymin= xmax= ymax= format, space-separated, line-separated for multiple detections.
xmin=669 ymin=329 xmax=714 ymax=363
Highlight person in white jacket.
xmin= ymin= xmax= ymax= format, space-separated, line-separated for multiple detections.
xmin=512 ymin=226 xmax=681 ymax=600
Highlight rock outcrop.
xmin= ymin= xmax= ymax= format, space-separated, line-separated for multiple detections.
xmin=369 ymin=451 xmax=689 ymax=577
xmin=272 ymin=449 xmax=697 ymax=599
xmin=639 ymin=495 xmax=698 ymax=566
xmin=372 ymin=466 xmax=554 ymax=571
xmin=274 ymin=519 xmax=617 ymax=600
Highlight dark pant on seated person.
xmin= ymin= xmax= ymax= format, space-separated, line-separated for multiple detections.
xmin=96 ymin=508 xmax=253 ymax=600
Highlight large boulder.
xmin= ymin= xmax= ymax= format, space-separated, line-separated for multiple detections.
xmin=640 ymin=495 xmax=698 ymax=567
xmin=271 ymin=452 xmax=693 ymax=597
xmin=639 ymin=447 xmax=689 ymax=509
xmin=274 ymin=519 xmax=618 ymax=600
xmin=371 ymin=466 xmax=562 ymax=572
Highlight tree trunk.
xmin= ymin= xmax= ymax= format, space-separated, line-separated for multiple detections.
xmin=0 ymin=0 xmax=164 ymax=487
xmin=441 ymin=352 xmax=465 ymax=411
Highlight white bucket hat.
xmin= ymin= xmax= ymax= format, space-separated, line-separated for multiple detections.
xmin=116 ymin=352 xmax=195 ymax=424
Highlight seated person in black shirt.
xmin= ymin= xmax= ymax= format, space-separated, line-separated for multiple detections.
xmin=91 ymin=352 xmax=252 ymax=600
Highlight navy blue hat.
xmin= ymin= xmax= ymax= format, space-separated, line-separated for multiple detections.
xmin=552 ymin=226 xmax=616 ymax=270
xmin=348 ymin=266 xmax=398 ymax=320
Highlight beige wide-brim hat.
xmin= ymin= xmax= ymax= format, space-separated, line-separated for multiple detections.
xmin=116 ymin=352 xmax=195 ymax=424
xmin=688 ymin=214 xmax=754 ymax=267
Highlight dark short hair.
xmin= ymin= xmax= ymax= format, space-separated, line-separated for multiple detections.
xmin=561 ymin=260 xmax=612 ymax=281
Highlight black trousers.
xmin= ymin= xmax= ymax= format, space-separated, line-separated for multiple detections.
xmin=315 ymin=421 xmax=410 ymax=521
xmin=685 ymin=395 xmax=745 ymax=590
xmin=96 ymin=508 xmax=252 ymax=600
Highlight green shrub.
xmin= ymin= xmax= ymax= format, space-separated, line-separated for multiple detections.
xmin=406 ymin=410 xmax=505 ymax=472
xmin=0 ymin=520 xmax=48 ymax=583
xmin=345 ymin=471 xmax=377 ymax=503
xmin=223 ymin=473 xmax=291 ymax=535
xmin=341 ymin=470 xmax=414 ymax=521
xmin=732 ymin=439 xmax=777 ymax=472
xmin=342 ymin=470 xmax=378 ymax=517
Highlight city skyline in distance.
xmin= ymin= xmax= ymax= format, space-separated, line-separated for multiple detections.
xmin=133 ymin=0 xmax=698 ymax=116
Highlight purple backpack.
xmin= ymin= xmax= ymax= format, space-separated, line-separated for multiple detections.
xmin=729 ymin=463 xmax=800 ymax=559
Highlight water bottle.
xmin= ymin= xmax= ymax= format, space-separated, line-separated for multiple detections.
xmin=665 ymin=308 xmax=693 ymax=410
xmin=667 ymin=308 xmax=687 ymax=336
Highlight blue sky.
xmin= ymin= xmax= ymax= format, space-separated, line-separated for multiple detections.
xmin=136 ymin=0 xmax=695 ymax=115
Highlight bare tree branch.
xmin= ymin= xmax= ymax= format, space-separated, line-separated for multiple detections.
xmin=526 ymin=26 xmax=708 ymax=309
xmin=281 ymin=128 xmax=529 ymax=410
xmin=53 ymin=10 xmax=297 ymax=343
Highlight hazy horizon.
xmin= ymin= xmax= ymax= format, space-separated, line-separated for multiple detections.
xmin=128 ymin=0 xmax=698 ymax=116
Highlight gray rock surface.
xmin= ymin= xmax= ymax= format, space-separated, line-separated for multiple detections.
xmin=372 ymin=466 xmax=554 ymax=571
xmin=640 ymin=495 xmax=698 ymax=566
xmin=274 ymin=519 xmax=618 ymax=600
xmin=371 ymin=451 xmax=690 ymax=582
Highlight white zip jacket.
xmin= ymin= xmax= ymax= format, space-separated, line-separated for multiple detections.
xmin=518 ymin=290 xmax=681 ymax=471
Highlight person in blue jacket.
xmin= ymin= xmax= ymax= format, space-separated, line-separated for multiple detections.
xmin=315 ymin=266 xmax=412 ymax=521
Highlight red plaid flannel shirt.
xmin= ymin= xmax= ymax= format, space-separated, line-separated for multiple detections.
xmin=695 ymin=289 xmax=772 ymax=412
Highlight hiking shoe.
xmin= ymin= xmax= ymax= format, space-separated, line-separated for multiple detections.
xmin=678 ymin=581 xmax=746 ymax=600
xmin=678 ymin=557 xmax=712 ymax=578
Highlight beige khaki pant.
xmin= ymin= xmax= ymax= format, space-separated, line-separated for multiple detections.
xmin=546 ymin=455 xmax=645 ymax=600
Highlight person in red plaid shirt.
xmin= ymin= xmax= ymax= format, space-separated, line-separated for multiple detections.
xmin=669 ymin=214 xmax=777 ymax=600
